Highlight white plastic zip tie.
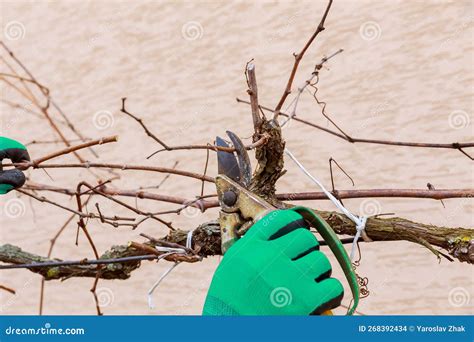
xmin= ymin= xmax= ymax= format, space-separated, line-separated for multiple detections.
xmin=147 ymin=260 xmax=180 ymax=309
xmin=154 ymin=246 xmax=186 ymax=253
xmin=147 ymin=229 xmax=196 ymax=309
xmin=284 ymin=148 xmax=367 ymax=261
xmin=186 ymin=229 xmax=194 ymax=249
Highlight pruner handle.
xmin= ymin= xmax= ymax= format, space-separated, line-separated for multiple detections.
xmin=291 ymin=206 xmax=360 ymax=315
xmin=219 ymin=211 xmax=242 ymax=254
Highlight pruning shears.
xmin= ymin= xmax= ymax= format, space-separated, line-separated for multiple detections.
xmin=215 ymin=131 xmax=360 ymax=315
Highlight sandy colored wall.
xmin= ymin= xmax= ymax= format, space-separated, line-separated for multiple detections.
xmin=0 ymin=0 xmax=472 ymax=315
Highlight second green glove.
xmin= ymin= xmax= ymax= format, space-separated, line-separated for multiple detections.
xmin=0 ymin=137 xmax=30 ymax=195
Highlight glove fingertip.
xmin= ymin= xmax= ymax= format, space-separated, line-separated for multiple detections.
xmin=0 ymin=169 xmax=26 ymax=191
xmin=310 ymin=286 xmax=344 ymax=315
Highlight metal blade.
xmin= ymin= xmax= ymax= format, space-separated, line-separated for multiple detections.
xmin=216 ymin=136 xmax=241 ymax=182
xmin=226 ymin=131 xmax=252 ymax=187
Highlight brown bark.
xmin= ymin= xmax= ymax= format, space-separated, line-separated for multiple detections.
xmin=1 ymin=212 xmax=471 ymax=281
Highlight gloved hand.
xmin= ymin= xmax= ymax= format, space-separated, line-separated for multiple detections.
xmin=0 ymin=137 xmax=30 ymax=195
xmin=203 ymin=209 xmax=344 ymax=315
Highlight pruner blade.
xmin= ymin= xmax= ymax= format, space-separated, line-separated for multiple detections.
xmin=216 ymin=131 xmax=252 ymax=187
xmin=226 ymin=131 xmax=252 ymax=187
xmin=216 ymin=136 xmax=241 ymax=183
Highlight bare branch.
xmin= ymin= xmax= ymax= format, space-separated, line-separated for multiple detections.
xmin=120 ymin=97 xmax=169 ymax=150
xmin=120 ymin=98 xmax=268 ymax=158
xmin=246 ymin=62 xmax=262 ymax=135
xmin=276 ymin=189 xmax=474 ymax=201
xmin=23 ymin=162 xmax=215 ymax=183
xmin=273 ymin=0 xmax=333 ymax=118
xmin=4 ymin=136 xmax=118 ymax=170
xmin=25 ymin=182 xmax=217 ymax=210
xmin=1 ymin=41 xmax=96 ymax=158
xmin=1 ymin=210 xmax=472 ymax=281
xmin=24 ymin=181 xmax=474 ymax=204
xmin=146 ymin=135 xmax=268 ymax=158
xmin=0 ymin=284 xmax=15 ymax=294
xmin=238 ymin=98 xmax=474 ymax=156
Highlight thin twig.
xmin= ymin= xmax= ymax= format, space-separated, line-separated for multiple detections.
xmin=276 ymin=189 xmax=474 ymax=201
xmin=120 ymin=98 xmax=268 ymax=158
xmin=201 ymin=145 xmax=211 ymax=197
xmin=24 ymin=182 xmax=216 ymax=209
xmin=77 ymin=181 xmax=174 ymax=230
xmin=329 ymin=157 xmax=355 ymax=190
xmin=120 ymin=97 xmax=169 ymax=150
xmin=1 ymin=41 xmax=96 ymax=158
xmin=237 ymin=98 xmax=474 ymax=156
xmin=24 ymin=181 xmax=474 ymax=204
xmin=23 ymin=162 xmax=215 ymax=183
xmin=5 ymin=136 xmax=118 ymax=170
xmin=0 ymin=284 xmax=16 ymax=294
xmin=146 ymin=135 xmax=268 ymax=158
xmin=273 ymin=0 xmax=333 ymax=118
xmin=74 ymin=183 xmax=100 ymax=258
xmin=39 ymin=196 xmax=92 ymax=315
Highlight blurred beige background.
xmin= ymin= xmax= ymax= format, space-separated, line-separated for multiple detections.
xmin=0 ymin=0 xmax=473 ymax=315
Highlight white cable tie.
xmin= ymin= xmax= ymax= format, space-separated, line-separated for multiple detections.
xmin=186 ymin=229 xmax=194 ymax=249
xmin=147 ymin=261 xmax=180 ymax=310
xmin=147 ymin=232 xmax=197 ymax=310
xmin=284 ymin=148 xmax=367 ymax=261
xmin=154 ymin=246 xmax=186 ymax=253
xmin=351 ymin=216 xmax=367 ymax=260
xmin=147 ymin=251 xmax=183 ymax=309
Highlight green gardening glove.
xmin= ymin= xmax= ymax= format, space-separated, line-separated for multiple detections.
xmin=0 ymin=137 xmax=30 ymax=194
xmin=203 ymin=209 xmax=344 ymax=315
